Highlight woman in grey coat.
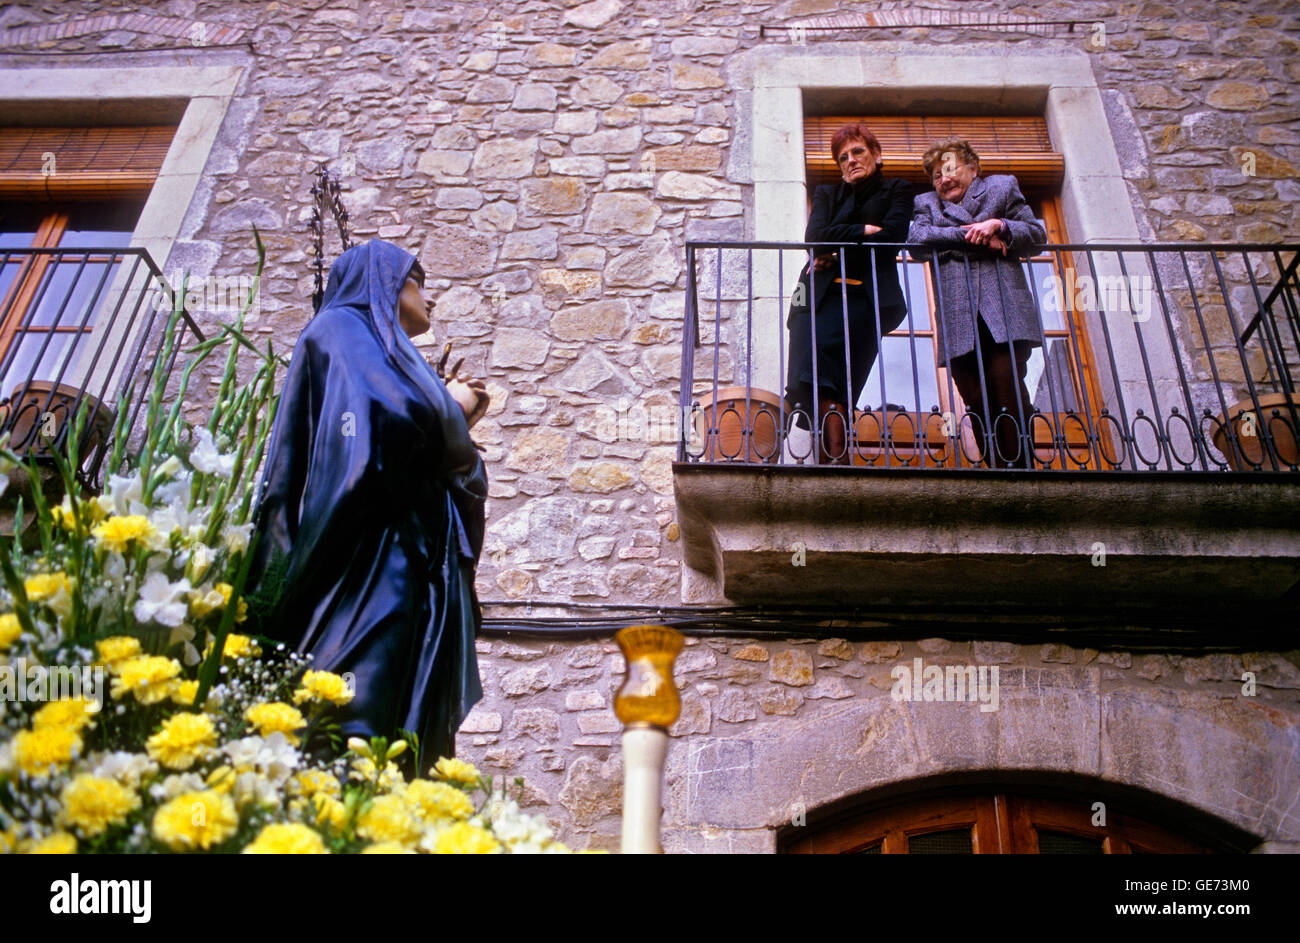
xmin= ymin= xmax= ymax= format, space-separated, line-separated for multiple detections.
xmin=909 ymin=138 xmax=1047 ymax=469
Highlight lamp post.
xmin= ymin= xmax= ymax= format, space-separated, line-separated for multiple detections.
xmin=614 ymin=624 xmax=683 ymax=854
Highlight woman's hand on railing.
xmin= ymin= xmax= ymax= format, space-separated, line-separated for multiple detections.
xmin=863 ymin=224 xmax=882 ymax=236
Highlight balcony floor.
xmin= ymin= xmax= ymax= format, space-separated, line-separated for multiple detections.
xmin=674 ymin=463 xmax=1300 ymax=625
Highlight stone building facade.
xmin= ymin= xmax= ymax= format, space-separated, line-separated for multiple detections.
xmin=0 ymin=0 xmax=1296 ymax=852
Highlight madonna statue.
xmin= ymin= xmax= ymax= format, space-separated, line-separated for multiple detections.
xmin=243 ymin=239 xmax=490 ymax=772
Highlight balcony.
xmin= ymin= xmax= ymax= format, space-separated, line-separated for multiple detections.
xmin=672 ymin=241 xmax=1300 ymax=625
xmin=0 ymin=245 xmax=203 ymax=492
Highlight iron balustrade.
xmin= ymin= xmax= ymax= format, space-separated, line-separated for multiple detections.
xmin=680 ymin=241 xmax=1300 ymax=472
xmin=0 ymin=246 xmax=205 ymax=486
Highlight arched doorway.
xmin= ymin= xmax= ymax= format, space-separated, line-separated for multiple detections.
xmin=780 ymin=776 xmax=1256 ymax=854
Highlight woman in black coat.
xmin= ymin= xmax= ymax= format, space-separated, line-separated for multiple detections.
xmin=785 ymin=123 xmax=913 ymax=464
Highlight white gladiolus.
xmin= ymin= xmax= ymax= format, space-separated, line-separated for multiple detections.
xmin=133 ymin=572 xmax=192 ymax=627
xmin=191 ymin=427 xmax=235 ymax=478
xmin=103 ymin=472 xmax=148 ymax=517
xmin=155 ymin=455 xmax=183 ymax=479
xmin=188 ymin=543 xmax=216 ymax=583
xmin=222 ymin=522 xmax=253 ymax=554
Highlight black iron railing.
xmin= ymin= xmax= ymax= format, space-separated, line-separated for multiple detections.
xmin=0 ymin=246 xmax=204 ymax=486
xmin=680 ymin=241 xmax=1300 ymax=472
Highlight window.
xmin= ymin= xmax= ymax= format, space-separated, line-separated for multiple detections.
xmin=0 ymin=126 xmax=173 ymax=458
xmin=801 ymin=115 xmax=1107 ymax=468
xmin=782 ymin=792 xmax=1215 ymax=854
xmin=0 ymin=200 xmax=143 ymax=394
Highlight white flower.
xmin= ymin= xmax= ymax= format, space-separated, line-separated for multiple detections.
xmin=187 ymin=543 xmax=216 ymax=583
xmin=89 ymin=750 xmax=158 ymax=788
xmin=233 ymin=770 xmax=281 ymax=808
xmin=151 ymin=486 xmax=208 ymax=542
xmin=149 ymin=772 xmax=205 ymax=801
xmin=155 ymin=455 xmax=183 ymax=479
xmin=133 ymin=572 xmax=192 ymax=628
xmin=190 ymin=428 xmax=235 ymax=478
xmin=221 ymin=522 xmax=252 ymax=555
xmin=481 ymin=797 xmax=556 ymax=851
xmin=0 ymin=449 xmax=15 ymax=498
xmin=222 ymin=732 xmax=299 ymax=786
xmin=168 ymin=623 xmax=201 ymax=666
xmin=103 ymin=472 xmax=147 ymax=517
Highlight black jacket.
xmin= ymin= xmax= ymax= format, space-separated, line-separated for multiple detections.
xmin=788 ymin=171 xmax=912 ymax=323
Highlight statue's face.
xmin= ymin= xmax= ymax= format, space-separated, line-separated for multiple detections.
xmin=397 ymin=275 xmax=432 ymax=338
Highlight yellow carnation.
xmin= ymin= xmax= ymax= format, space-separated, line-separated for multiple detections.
xmin=289 ymin=769 xmax=341 ymax=799
xmin=298 ymin=795 xmax=348 ymax=832
xmin=95 ymin=636 xmax=142 ymax=670
xmin=203 ymin=632 xmax=259 ymax=659
xmin=91 ymin=515 xmax=157 ymax=553
xmin=58 ymin=775 xmax=141 ymax=837
xmin=0 ymin=612 xmax=22 ymax=649
xmin=355 ymin=794 xmax=422 ymax=845
xmin=221 ymin=633 xmax=257 ymax=657
xmin=205 ymin=765 xmax=237 ymax=794
xmin=12 ymin=726 xmax=82 ymax=775
xmin=241 ymin=822 xmax=328 ymax=854
xmin=215 ymin=584 xmax=248 ymax=624
xmin=292 ymin=670 xmax=354 ymax=707
xmin=404 ymin=779 xmax=474 ymax=823
xmin=244 ymin=702 xmax=306 ymax=744
xmin=171 ymin=680 xmax=199 ymax=706
xmin=360 ymin=842 xmax=416 ymax=854
xmin=32 ymin=697 xmax=98 ymax=733
xmin=188 ymin=587 xmax=224 ymax=620
xmin=152 ymin=791 xmax=238 ymax=851
xmin=24 ymin=572 xmax=74 ymax=601
xmin=146 ymin=712 xmax=217 ymax=770
xmin=431 ymin=757 xmax=480 ymax=785
xmin=110 ymin=655 xmax=181 ymax=704
xmin=24 ymin=831 xmax=78 ymax=854
xmin=432 ymin=821 xmax=502 ymax=854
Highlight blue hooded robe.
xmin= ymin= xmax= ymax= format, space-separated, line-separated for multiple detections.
xmin=243 ymin=239 xmax=486 ymax=771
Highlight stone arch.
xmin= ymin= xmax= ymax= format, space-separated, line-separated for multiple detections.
xmin=670 ymin=671 xmax=1300 ymax=850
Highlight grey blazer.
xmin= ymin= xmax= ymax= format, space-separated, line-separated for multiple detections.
xmin=908 ymin=174 xmax=1047 ymax=366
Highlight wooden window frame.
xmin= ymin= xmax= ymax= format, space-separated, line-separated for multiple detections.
xmin=783 ymin=791 xmax=1214 ymax=854
xmin=801 ymin=115 xmax=1112 ymax=469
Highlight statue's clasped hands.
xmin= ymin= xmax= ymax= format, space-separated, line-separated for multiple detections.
xmin=447 ymin=372 xmax=490 ymax=429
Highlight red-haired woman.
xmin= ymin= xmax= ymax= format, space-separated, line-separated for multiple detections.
xmin=784 ymin=123 xmax=913 ymax=463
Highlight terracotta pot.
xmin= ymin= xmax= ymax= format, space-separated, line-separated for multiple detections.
xmin=1212 ymin=392 xmax=1300 ymax=470
xmin=2 ymin=381 xmax=114 ymax=459
xmin=697 ymin=386 xmax=785 ymax=463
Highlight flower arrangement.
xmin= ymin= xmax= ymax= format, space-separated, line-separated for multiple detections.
xmin=0 ymin=235 xmax=577 ymax=854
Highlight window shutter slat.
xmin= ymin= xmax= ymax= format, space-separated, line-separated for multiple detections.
xmin=0 ymin=126 xmax=176 ymax=199
xmin=805 ymin=115 xmax=1064 ymax=189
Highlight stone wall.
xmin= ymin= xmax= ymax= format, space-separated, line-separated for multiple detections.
xmin=1 ymin=0 xmax=1294 ymax=608
xmin=1 ymin=0 xmax=1297 ymax=852
xmin=464 ymin=633 xmax=1300 ymax=851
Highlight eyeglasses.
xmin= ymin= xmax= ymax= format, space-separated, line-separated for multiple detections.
xmin=835 ymin=145 xmax=874 ymax=165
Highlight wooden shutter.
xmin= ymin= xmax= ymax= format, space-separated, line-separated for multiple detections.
xmin=0 ymin=126 xmax=176 ymax=200
xmin=805 ymin=115 xmax=1063 ymax=190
